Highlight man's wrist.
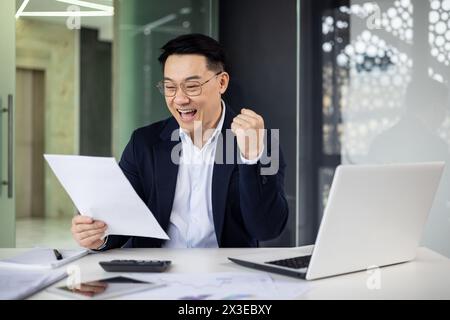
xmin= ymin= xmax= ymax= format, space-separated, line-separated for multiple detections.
xmin=240 ymin=145 xmax=265 ymax=165
xmin=93 ymin=236 xmax=108 ymax=251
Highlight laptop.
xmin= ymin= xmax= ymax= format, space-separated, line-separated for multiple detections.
xmin=229 ymin=162 xmax=445 ymax=280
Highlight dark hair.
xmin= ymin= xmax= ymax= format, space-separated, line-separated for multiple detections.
xmin=158 ymin=33 xmax=226 ymax=72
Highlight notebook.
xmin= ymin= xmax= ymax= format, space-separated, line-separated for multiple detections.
xmin=0 ymin=247 xmax=89 ymax=270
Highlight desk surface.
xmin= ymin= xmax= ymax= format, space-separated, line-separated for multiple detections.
xmin=1 ymin=247 xmax=450 ymax=300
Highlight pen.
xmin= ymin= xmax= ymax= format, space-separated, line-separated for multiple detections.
xmin=53 ymin=249 xmax=63 ymax=260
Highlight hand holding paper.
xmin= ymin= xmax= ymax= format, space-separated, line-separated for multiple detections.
xmin=44 ymin=155 xmax=169 ymax=241
xmin=71 ymin=215 xmax=108 ymax=249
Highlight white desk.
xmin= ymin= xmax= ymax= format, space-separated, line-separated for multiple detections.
xmin=1 ymin=247 xmax=450 ymax=300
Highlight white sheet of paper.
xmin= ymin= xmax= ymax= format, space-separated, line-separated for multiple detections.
xmin=0 ymin=268 xmax=67 ymax=300
xmin=118 ymin=272 xmax=311 ymax=300
xmin=44 ymin=154 xmax=169 ymax=240
xmin=0 ymin=247 xmax=89 ymax=269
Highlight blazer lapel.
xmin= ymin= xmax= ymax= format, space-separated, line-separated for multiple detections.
xmin=154 ymin=118 xmax=180 ymax=232
xmin=212 ymin=108 xmax=237 ymax=244
xmin=153 ymin=108 xmax=238 ymax=245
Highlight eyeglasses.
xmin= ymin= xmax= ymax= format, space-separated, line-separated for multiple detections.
xmin=157 ymin=71 xmax=223 ymax=97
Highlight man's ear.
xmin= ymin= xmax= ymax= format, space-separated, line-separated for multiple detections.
xmin=218 ymin=72 xmax=230 ymax=95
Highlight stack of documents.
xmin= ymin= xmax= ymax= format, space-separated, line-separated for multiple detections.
xmin=0 ymin=247 xmax=89 ymax=269
xmin=0 ymin=248 xmax=87 ymax=299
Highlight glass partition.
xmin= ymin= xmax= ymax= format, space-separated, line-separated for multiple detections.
xmin=113 ymin=0 xmax=218 ymax=156
xmin=319 ymin=0 xmax=450 ymax=256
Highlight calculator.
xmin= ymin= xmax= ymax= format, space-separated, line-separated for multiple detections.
xmin=99 ymin=260 xmax=172 ymax=273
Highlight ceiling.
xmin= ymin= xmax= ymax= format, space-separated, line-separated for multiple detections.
xmin=15 ymin=0 xmax=114 ymax=41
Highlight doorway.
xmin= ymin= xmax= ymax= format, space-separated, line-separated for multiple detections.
xmin=15 ymin=68 xmax=45 ymax=219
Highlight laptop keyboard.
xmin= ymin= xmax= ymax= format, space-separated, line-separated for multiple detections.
xmin=266 ymin=255 xmax=312 ymax=269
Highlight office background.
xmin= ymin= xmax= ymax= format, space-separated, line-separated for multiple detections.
xmin=0 ymin=0 xmax=449 ymax=257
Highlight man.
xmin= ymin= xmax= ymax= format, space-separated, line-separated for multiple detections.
xmin=71 ymin=34 xmax=288 ymax=250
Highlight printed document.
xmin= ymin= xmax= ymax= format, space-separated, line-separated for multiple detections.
xmin=44 ymin=155 xmax=169 ymax=240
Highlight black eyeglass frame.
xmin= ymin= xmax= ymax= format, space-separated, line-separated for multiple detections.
xmin=156 ymin=71 xmax=223 ymax=97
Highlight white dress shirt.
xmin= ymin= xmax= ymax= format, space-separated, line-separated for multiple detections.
xmin=163 ymin=101 xmax=260 ymax=248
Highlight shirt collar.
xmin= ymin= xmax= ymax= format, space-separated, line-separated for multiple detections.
xmin=179 ymin=100 xmax=226 ymax=146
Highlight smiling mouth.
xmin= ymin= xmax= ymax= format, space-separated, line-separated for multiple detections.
xmin=177 ymin=108 xmax=198 ymax=122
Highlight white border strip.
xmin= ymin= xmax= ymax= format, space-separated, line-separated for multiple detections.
xmin=18 ymin=11 xmax=113 ymax=17
xmin=15 ymin=0 xmax=30 ymax=19
xmin=16 ymin=0 xmax=114 ymax=18
xmin=56 ymin=0 xmax=113 ymax=13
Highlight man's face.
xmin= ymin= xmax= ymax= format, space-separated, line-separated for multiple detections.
xmin=163 ymin=54 xmax=228 ymax=133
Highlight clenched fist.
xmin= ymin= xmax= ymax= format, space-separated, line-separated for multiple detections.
xmin=231 ymin=108 xmax=265 ymax=161
xmin=71 ymin=215 xmax=108 ymax=250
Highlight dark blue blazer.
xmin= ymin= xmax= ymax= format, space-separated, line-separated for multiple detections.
xmin=102 ymin=107 xmax=288 ymax=249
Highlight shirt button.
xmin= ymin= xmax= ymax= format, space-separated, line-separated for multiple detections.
xmin=262 ymin=176 xmax=268 ymax=185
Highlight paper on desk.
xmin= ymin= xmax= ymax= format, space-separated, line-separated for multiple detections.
xmin=0 ymin=268 xmax=67 ymax=300
xmin=44 ymin=155 xmax=169 ymax=240
xmin=119 ymin=272 xmax=311 ymax=300
xmin=0 ymin=247 xmax=89 ymax=270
